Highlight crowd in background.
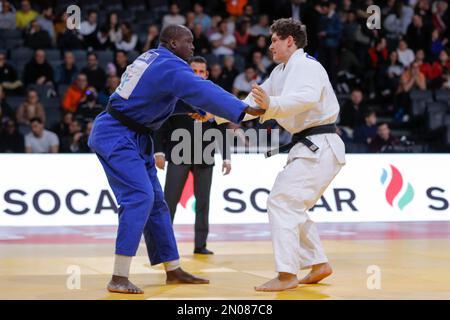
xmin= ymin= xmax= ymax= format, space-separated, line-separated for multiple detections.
xmin=0 ymin=0 xmax=449 ymax=154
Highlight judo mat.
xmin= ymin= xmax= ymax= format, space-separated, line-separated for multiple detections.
xmin=1 ymin=222 xmax=450 ymax=300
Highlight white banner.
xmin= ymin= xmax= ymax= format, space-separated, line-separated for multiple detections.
xmin=0 ymin=154 xmax=449 ymax=226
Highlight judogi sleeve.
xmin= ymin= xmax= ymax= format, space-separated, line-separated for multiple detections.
xmin=167 ymin=60 xmax=247 ymax=124
xmin=260 ymin=60 xmax=323 ymax=122
xmin=215 ymin=72 xmax=274 ymax=125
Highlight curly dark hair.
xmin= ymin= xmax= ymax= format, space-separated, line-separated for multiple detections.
xmin=270 ymin=18 xmax=307 ymax=49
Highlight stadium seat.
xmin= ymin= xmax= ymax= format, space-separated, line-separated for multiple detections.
xmin=435 ymin=90 xmax=450 ymax=109
xmin=410 ymin=89 xmax=433 ymax=117
xmin=45 ymin=108 xmax=61 ymax=130
xmin=0 ymin=29 xmax=23 ymax=40
xmin=42 ymin=97 xmax=61 ymax=110
xmin=446 ymin=125 xmax=450 ymax=146
xmin=71 ymin=50 xmax=87 ymax=68
xmin=426 ymin=102 xmax=447 ymax=131
xmin=103 ymin=0 xmax=123 ymax=11
xmin=6 ymin=96 xmax=26 ymax=110
xmin=44 ymin=49 xmax=61 ymax=61
xmin=128 ymin=50 xmax=141 ymax=62
xmin=11 ymin=47 xmax=33 ymax=62
xmin=5 ymin=38 xmax=24 ymax=50
xmin=126 ymin=0 xmax=147 ymax=11
xmin=95 ymin=50 xmax=114 ymax=69
xmin=57 ymin=84 xmax=70 ymax=98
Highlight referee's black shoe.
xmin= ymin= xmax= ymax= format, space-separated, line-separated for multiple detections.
xmin=194 ymin=247 xmax=214 ymax=255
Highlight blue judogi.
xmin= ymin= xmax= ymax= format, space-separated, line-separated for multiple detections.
xmin=88 ymin=46 xmax=247 ymax=265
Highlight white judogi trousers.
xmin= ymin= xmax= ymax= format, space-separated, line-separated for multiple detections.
xmin=267 ymin=134 xmax=344 ymax=274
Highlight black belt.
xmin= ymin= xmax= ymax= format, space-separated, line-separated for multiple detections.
xmin=106 ymin=103 xmax=154 ymax=154
xmin=265 ymin=124 xmax=337 ymax=158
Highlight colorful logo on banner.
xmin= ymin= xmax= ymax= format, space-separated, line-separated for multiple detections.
xmin=179 ymin=172 xmax=196 ymax=212
xmin=380 ymin=165 xmax=414 ymax=210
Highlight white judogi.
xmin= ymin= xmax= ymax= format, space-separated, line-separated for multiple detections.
xmin=243 ymin=48 xmax=346 ymax=274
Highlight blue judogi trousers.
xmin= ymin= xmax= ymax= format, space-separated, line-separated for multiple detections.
xmin=91 ymin=122 xmax=179 ymax=265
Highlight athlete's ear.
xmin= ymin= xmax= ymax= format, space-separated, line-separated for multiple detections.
xmin=287 ymin=35 xmax=294 ymax=48
xmin=169 ymin=39 xmax=177 ymax=50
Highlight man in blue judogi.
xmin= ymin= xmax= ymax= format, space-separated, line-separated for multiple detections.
xmin=88 ymin=25 xmax=264 ymax=294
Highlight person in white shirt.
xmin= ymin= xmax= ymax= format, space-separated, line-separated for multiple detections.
xmin=209 ymin=20 xmax=236 ymax=56
xmin=115 ymin=22 xmax=138 ymax=52
xmin=236 ymin=18 xmax=346 ymax=291
xmin=79 ymin=10 xmax=98 ymax=37
xmin=25 ymin=117 xmax=59 ymax=153
xmin=162 ymin=3 xmax=186 ymax=29
xmin=396 ymin=39 xmax=415 ymax=67
xmin=232 ymin=65 xmax=261 ymax=95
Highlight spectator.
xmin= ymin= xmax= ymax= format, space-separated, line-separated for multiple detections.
xmin=250 ymin=14 xmax=270 ymax=37
xmin=115 ymin=22 xmax=138 ymax=52
xmin=76 ymin=87 xmax=103 ymax=124
xmin=222 ymin=55 xmax=239 ymax=92
xmin=225 ymin=0 xmax=248 ymax=17
xmin=56 ymin=12 xmax=84 ymax=50
xmin=250 ymin=51 xmax=270 ymax=77
xmin=23 ymin=49 xmax=54 ymax=87
xmin=185 ymin=11 xmax=195 ymax=30
xmin=432 ymin=0 xmax=448 ymax=35
xmin=142 ymin=24 xmax=160 ymax=52
xmin=79 ymin=10 xmax=98 ymax=49
xmin=341 ymin=10 xmax=358 ymax=50
xmin=209 ymin=63 xmax=227 ymax=89
xmin=406 ymin=15 xmax=430 ymax=53
xmin=81 ymin=53 xmax=106 ymax=92
xmin=162 ymin=3 xmax=186 ymax=28
xmin=15 ymin=0 xmax=37 ymax=29
xmin=59 ymin=118 xmax=82 ymax=153
xmin=353 ymin=109 xmax=378 ymax=146
xmin=0 ymin=119 xmax=24 ymax=152
xmin=384 ymin=0 xmax=414 ymax=41
xmin=382 ymin=50 xmax=404 ymax=96
xmin=442 ymin=68 xmax=450 ymax=89
xmin=16 ymin=88 xmax=45 ymax=126
xmin=431 ymin=28 xmax=448 ymax=60
xmin=398 ymin=61 xmax=427 ymax=93
xmin=396 ymin=39 xmax=415 ymax=67
xmin=98 ymin=75 xmax=120 ymax=106
xmin=396 ymin=61 xmax=426 ymax=121
xmin=415 ymin=49 xmax=433 ymax=81
xmin=93 ymin=24 xmax=111 ymax=51
xmin=70 ymin=120 xmax=93 ymax=153
xmin=107 ymin=50 xmax=128 ymax=78
xmin=106 ymin=12 xmax=121 ymax=46
xmin=192 ymin=23 xmax=210 ymax=55
xmin=317 ymin=0 xmax=342 ymax=84
xmin=24 ymin=19 xmax=52 ymax=49
xmin=339 ymin=88 xmax=366 ymax=128
xmin=234 ymin=17 xmax=251 ymax=48
xmin=55 ymin=51 xmax=78 ymax=85
xmin=209 ymin=19 xmax=236 ymax=56
xmin=0 ymin=84 xmax=14 ymax=125
xmin=0 ymin=51 xmax=22 ymax=94
xmin=368 ymin=38 xmax=389 ymax=69
xmin=52 ymin=111 xmax=73 ymax=137
xmin=36 ymin=6 xmax=55 ymax=43
xmin=232 ymin=65 xmax=260 ymax=95
xmin=193 ymin=2 xmax=212 ymax=31
xmin=25 ymin=117 xmax=59 ymax=153
xmin=369 ymin=122 xmax=399 ymax=153
xmin=62 ymin=73 xmax=88 ymax=113
xmin=0 ymin=0 xmax=16 ymax=30
xmin=429 ymin=49 xmax=450 ymax=89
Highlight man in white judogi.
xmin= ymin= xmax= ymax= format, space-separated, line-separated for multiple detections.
xmin=240 ymin=18 xmax=346 ymax=291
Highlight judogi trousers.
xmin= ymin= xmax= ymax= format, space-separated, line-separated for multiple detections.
xmin=93 ymin=130 xmax=179 ymax=266
xmin=267 ymin=134 xmax=344 ymax=274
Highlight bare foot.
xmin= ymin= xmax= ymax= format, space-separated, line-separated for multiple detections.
xmin=166 ymin=267 xmax=210 ymax=284
xmin=107 ymin=275 xmax=144 ymax=294
xmin=299 ymin=262 xmax=333 ymax=284
xmin=255 ymin=272 xmax=298 ymax=292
